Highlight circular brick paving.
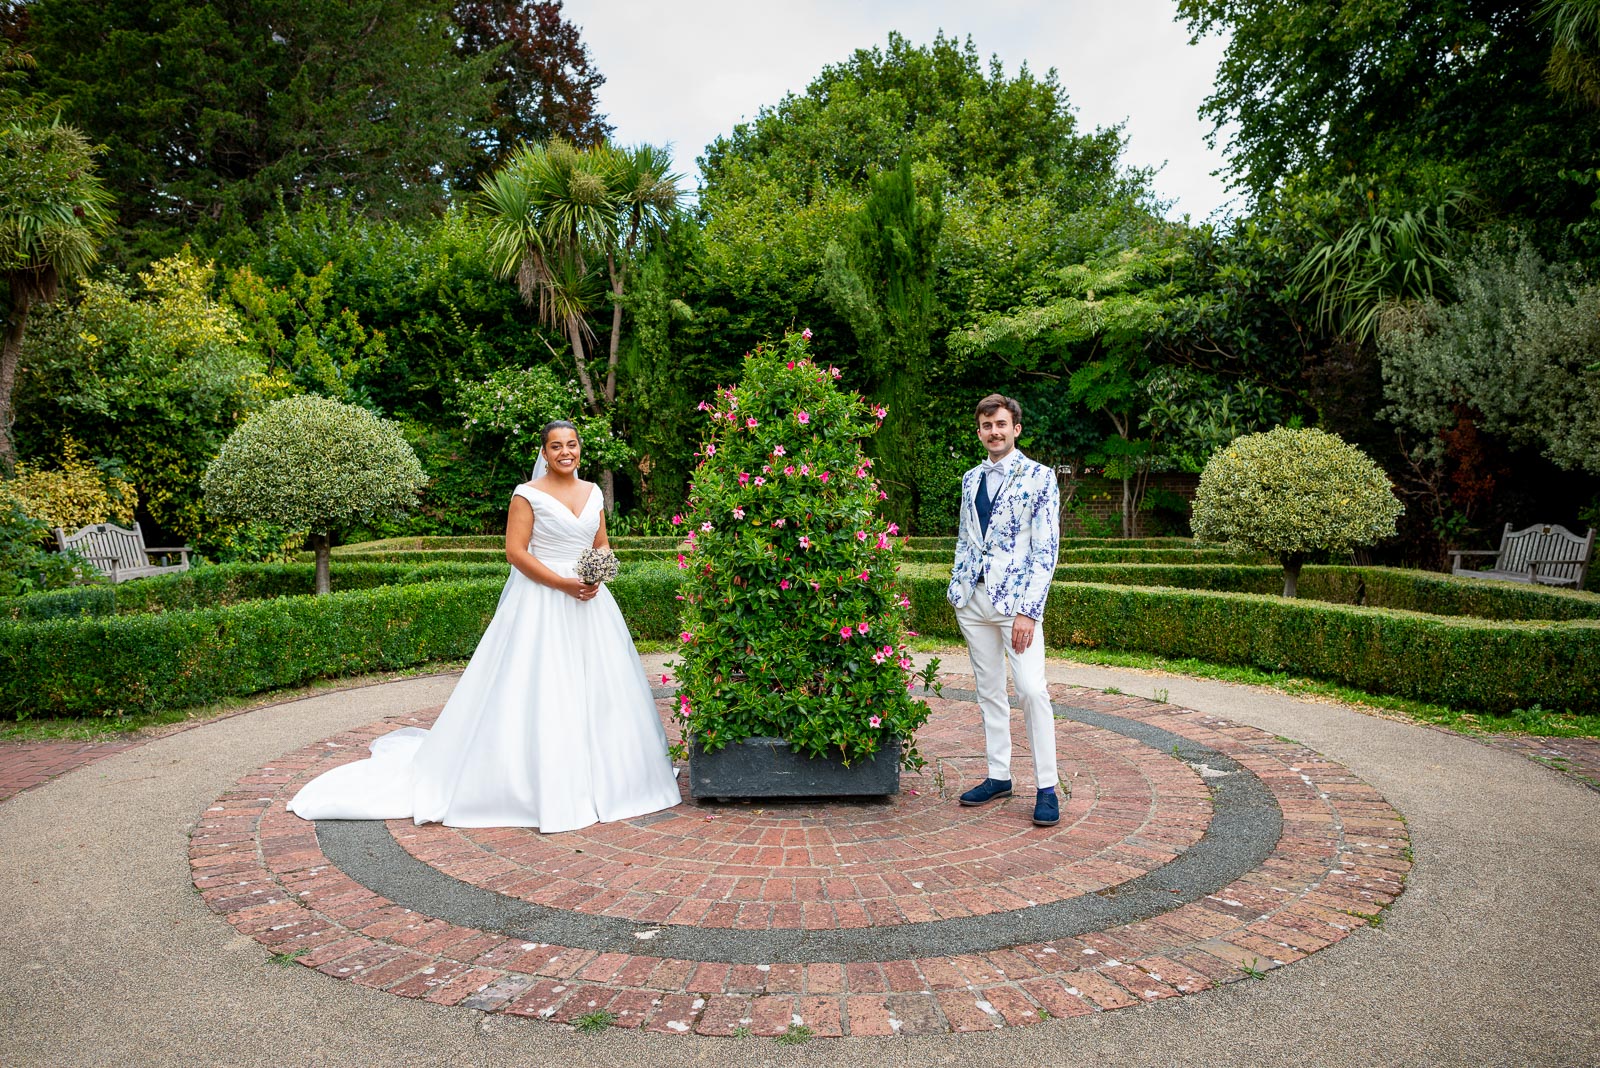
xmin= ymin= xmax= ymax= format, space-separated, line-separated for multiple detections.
xmin=191 ymin=678 xmax=1410 ymax=1036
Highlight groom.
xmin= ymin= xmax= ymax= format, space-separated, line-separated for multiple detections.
xmin=946 ymin=394 xmax=1062 ymax=826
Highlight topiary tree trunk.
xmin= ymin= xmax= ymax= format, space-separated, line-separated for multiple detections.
xmin=309 ymin=532 xmax=333 ymax=596
xmin=1281 ymin=552 xmax=1305 ymax=598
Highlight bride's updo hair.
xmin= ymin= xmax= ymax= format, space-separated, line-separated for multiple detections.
xmin=539 ymin=420 xmax=579 ymax=447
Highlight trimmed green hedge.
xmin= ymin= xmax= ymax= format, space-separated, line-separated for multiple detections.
xmin=7 ymin=557 xmax=1595 ymax=719
xmin=898 ymin=546 xmax=1268 ymax=565
xmin=0 ymin=566 xmax=684 ymax=718
xmin=1040 ymin=565 xmax=1600 ymax=622
xmin=307 ymin=547 xmax=677 ymax=565
xmin=0 ymin=559 xmax=682 ymax=621
xmin=904 ymin=536 xmax=1204 ymax=552
xmin=328 ymin=534 xmax=684 ymax=554
xmin=898 ymin=575 xmax=1599 ymax=714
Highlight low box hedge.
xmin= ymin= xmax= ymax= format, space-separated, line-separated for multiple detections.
xmin=308 ymin=547 xmax=676 ymax=565
xmin=897 ymin=574 xmax=1599 ymax=714
xmin=329 ymin=534 xmax=683 ymax=555
xmin=1041 ymin=565 xmax=1600 ymax=622
xmin=0 ymin=565 xmax=684 ymax=718
xmin=7 ymin=558 xmax=1594 ymax=720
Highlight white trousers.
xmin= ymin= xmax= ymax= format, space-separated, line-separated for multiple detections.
xmin=955 ymin=584 xmax=1058 ymax=789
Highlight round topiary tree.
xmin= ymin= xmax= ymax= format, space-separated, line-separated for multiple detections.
xmin=1192 ymin=426 xmax=1404 ymax=597
xmin=202 ymin=394 xmax=426 ymax=594
xmin=673 ymin=331 xmax=934 ymax=774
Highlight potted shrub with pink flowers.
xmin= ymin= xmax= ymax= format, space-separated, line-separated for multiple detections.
xmin=671 ymin=331 xmax=938 ymax=798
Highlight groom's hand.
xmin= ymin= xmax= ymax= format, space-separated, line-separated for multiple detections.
xmin=1011 ymin=615 xmax=1036 ymax=654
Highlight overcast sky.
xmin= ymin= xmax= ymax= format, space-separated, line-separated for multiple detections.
xmin=562 ymin=0 xmax=1237 ymax=221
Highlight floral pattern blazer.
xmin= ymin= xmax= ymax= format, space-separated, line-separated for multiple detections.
xmin=946 ymin=451 xmax=1061 ymax=620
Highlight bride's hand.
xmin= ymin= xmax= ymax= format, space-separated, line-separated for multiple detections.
xmin=567 ymin=579 xmax=599 ymax=601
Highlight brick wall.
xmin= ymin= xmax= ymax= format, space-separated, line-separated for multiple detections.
xmin=1058 ymin=472 xmax=1200 ymax=537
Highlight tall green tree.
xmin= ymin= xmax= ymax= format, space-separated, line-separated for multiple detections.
xmin=15 ymin=0 xmax=500 ymax=260
xmin=820 ymin=157 xmax=942 ymax=527
xmin=480 ymin=139 xmax=681 ymax=509
xmin=0 ymin=116 xmax=113 ymax=472
xmin=1179 ymin=0 xmax=1600 ymax=248
xmin=453 ymin=0 xmax=612 ymax=174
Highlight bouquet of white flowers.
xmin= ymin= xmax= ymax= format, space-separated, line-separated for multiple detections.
xmin=575 ymin=547 xmax=620 ymax=584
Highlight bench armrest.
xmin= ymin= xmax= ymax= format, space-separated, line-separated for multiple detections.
xmin=1448 ymin=549 xmax=1500 ymax=559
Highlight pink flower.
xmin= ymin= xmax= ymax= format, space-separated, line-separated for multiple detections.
xmin=696 ymin=401 xmax=710 ymax=411
xmin=857 ymin=621 xmax=870 ymax=635
xmin=899 ymin=657 xmax=913 ymax=670
xmin=753 ymin=476 xmax=765 ymax=486
xmin=679 ymin=631 xmax=693 ymax=642
xmin=705 ymin=443 xmax=716 ymax=456
xmin=873 ymin=405 xmax=887 ymax=419
xmin=786 ymin=361 xmax=794 ymax=369
xmin=779 ymin=579 xmax=791 ymax=590
xmin=732 ymin=506 xmax=745 ymax=520
xmin=879 ymin=491 xmax=888 ymax=500
xmin=798 ymin=536 xmax=811 ymax=549
xmin=830 ymin=367 xmax=841 ymax=379
xmin=738 ymin=472 xmax=750 ymax=486
xmin=887 ymin=523 xmax=899 ymax=535
xmin=763 ymin=465 xmax=771 ymax=473
xmin=811 ymin=581 xmax=820 ymax=591
xmin=881 ymin=645 xmax=893 ymax=656
xmin=840 ymin=626 xmax=853 ymax=640
xmin=868 ymin=715 xmax=882 ymax=728
xmin=746 ymin=417 xmax=758 ymax=429
xmin=819 ymin=471 xmax=831 ymax=484
xmin=871 ymin=650 xmax=887 ymax=665
xmin=676 ymin=554 xmax=688 ymax=569
xmin=661 ymin=673 xmax=671 ymax=685
xmin=784 ymin=465 xmax=795 ymax=476
xmin=729 ymin=398 xmax=738 ymax=410
xmin=773 ymin=444 xmax=786 ymax=456
xmin=856 ymin=530 xmax=868 ymax=542
xmin=671 ymin=514 xmax=683 ymax=525
xmin=876 ymin=533 xmax=890 ymax=549
xmin=772 ymin=518 xmax=786 ymax=528
xmin=801 ymin=328 xmax=813 ymax=340
xmin=898 ymin=595 xmax=911 ymax=608
xmin=796 ymin=411 xmax=810 ymax=425
xmin=701 ymin=521 xmax=714 ymax=532
xmin=858 ymin=570 xmax=870 ymax=582
xmin=800 ymin=464 xmax=810 ymax=476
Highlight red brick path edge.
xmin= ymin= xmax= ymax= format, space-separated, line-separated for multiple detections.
xmin=0 ymin=739 xmax=141 ymax=803
xmin=190 ymin=679 xmax=1413 ymax=1037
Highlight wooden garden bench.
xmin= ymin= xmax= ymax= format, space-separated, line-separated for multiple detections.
xmin=54 ymin=521 xmax=192 ymax=583
xmin=1449 ymin=523 xmax=1595 ymax=589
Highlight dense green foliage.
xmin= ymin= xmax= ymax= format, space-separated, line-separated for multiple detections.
xmin=673 ymin=335 xmax=933 ymax=767
xmin=1194 ymin=428 xmax=1405 ymax=595
xmin=0 ymin=563 xmax=682 ymax=718
xmin=202 ymin=394 xmax=426 ymax=591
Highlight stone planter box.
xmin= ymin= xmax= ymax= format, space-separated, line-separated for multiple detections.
xmin=688 ymin=737 xmax=901 ymax=800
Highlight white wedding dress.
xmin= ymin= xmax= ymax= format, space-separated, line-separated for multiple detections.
xmin=287 ymin=483 xmax=682 ymax=833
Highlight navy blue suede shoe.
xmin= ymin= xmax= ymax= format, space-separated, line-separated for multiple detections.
xmin=1032 ymin=790 xmax=1060 ymax=827
xmin=958 ymin=778 xmax=1013 ymax=806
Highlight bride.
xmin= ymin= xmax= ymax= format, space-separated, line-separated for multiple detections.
xmin=287 ymin=420 xmax=683 ymax=833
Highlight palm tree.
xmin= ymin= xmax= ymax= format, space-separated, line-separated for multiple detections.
xmin=479 ymin=139 xmax=680 ymax=509
xmin=0 ymin=118 xmax=114 ymax=473
xmin=599 ymin=143 xmax=682 ymax=407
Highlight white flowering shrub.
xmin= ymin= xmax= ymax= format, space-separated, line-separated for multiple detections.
xmin=1192 ymin=426 xmax=1403 ymax=596
xmin=202 ymin=394 xmax=426 ymax=593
